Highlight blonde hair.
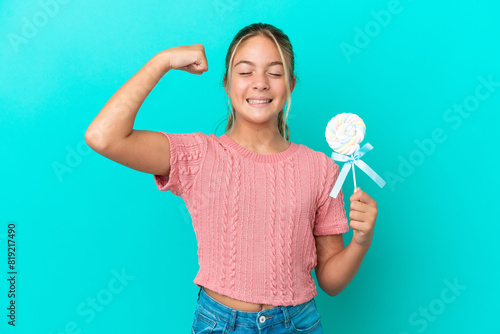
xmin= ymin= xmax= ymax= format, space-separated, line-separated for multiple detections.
xmin=215 ymin=23 xmax=297 ymax=141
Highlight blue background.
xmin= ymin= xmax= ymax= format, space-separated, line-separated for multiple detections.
xmin=1 ymin=0 xmax=499 ymax=333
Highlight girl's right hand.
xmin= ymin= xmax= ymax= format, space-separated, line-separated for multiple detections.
xmin=161 ymin=44 xmax=209 ymax=75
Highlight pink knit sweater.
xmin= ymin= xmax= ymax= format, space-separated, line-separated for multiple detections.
xmin=153 ymin=131 xmax=349 ymax=306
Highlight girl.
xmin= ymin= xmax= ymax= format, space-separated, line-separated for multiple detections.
xmin=85 ymin=22 xmax=378 ymax=334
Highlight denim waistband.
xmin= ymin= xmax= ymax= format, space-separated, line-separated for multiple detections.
xmin=197 ymin=286 xmax=313 ymax=330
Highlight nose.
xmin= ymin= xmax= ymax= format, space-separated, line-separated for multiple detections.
xmin=252 ymin=71 xmax=269 ymax=90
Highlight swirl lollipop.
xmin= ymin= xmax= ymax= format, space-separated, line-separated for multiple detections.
xmin=325 ymin=113 xmax=386 ymax=198
xmin=326 ymin=113 xmax=366 ymax=155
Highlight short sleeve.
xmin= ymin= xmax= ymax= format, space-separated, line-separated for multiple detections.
xmin=153 ymin=131 xmax=207 ymax=198
xmin=313 ymin=156 xmax=349 ymax=236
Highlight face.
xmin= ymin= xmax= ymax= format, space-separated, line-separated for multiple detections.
xmin=225 ymin=35 xmax=295 ymax=130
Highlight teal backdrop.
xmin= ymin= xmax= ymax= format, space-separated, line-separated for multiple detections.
xmin=1 ymin=0 xmax=499 ymax=333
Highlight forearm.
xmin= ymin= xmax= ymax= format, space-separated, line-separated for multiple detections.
xmin=318 ymin=240 xmax=370 ymax=296
xmin=85 ymin=51 xmax=171 ymax=150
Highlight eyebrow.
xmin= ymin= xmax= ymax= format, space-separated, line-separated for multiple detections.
xmin=234 ymin=60 xmax=283 ymax=67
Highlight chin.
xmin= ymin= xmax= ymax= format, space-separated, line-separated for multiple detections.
xmin=243 ymin=113 xmax=277 ymax=123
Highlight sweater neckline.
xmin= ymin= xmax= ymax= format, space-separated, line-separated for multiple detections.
xmin=219 ymin=134 xmax=299 ymax=163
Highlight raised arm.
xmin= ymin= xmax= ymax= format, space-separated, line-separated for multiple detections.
xmin=84 ymin=44 xmax=209 ymax=176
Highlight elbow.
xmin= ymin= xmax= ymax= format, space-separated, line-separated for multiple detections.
xmin=321 ymin=285 xmax=340 ymax=297
xmin=85 ymin=128 xmax=106 ymax=153
xmin=323 ymin=285 xmax=343 ymax=297
xmin=318 ymin=278 xmax=343 ymax=297
xmin=326 ymin=287 xmax=342 ymax=297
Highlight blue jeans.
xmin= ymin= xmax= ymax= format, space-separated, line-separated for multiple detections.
xmin=192 ymin=286 xmax=324 ymax=333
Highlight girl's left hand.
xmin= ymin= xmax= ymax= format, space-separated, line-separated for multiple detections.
xmin=349 ymin=187 xmax=378 ymax=248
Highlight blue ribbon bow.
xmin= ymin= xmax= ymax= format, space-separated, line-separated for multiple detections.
xmin=329 ymin=143 xmax=386 ymax=198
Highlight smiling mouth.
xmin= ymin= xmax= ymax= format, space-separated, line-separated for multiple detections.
xmin=246 ymin=99 xmax=273 ymax=104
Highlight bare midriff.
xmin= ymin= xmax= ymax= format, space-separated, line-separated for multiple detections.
xmin=203 ymin=287 xmax=279 ymax=312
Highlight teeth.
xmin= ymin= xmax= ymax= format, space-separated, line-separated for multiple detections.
xmin=248 ymin=99 xmax=271 ymax=104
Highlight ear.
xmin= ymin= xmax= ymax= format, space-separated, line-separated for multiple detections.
xmin=290 ymin=75 xmax=296 ymax=93
xmin=223 ymin=75 xmax=229 ymax=95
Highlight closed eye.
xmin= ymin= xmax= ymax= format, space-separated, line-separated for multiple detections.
xmin=238 ymin=72 xmax=282 ymax=77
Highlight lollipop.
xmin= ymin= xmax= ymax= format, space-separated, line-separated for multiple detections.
xmin=326 ymin=113 xmax=366 ymax=155
xmin=325 ymin=113 xmax=386 ymax=198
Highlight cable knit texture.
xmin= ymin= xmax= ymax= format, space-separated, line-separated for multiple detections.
xmin=153 ymin=131 xmax=349 ymax=306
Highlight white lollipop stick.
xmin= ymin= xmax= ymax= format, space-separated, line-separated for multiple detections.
xmin=352 ymin=161 xmax=357 ymax=192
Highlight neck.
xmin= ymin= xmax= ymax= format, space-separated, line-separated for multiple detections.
xmin=225 ymin=126 xmax=289 ymax=154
